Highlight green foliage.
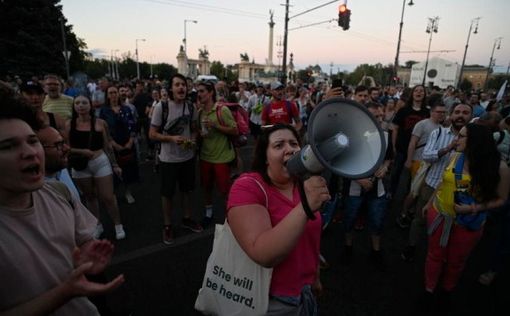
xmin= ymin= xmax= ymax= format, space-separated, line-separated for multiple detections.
xmin=0 ymin=0 xmax=87 ymax=78
xmin=459 ymin=78 xmax=473 ymax=92
xmin=404 ymin=60 xmax=419 ymax=68
xmin=487 ymin=75 xmax=509 ymax=90
xmin=344 ymin=63 xmax=393 ymax=86
xmin=210 ymin=61 xmax=236 ymax=83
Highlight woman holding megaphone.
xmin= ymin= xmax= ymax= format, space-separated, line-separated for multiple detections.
xmin=227 ymin=124 xmax=330 ymax=315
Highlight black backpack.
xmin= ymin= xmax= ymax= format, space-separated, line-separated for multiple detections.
xmin=160 ymin=100 xmax=194 ymax=135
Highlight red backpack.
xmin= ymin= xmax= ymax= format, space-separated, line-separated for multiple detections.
xmin=216 ymin=102 xmax=249 ymax=147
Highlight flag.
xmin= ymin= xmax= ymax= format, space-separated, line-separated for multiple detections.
xmin=496 ymin=80 xmax=508 ymax=101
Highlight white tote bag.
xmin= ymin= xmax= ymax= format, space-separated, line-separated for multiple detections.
xmin=195 ymin=178 xmax=272 ymax=316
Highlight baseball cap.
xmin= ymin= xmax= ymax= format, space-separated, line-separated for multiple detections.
xmin=270 ymin=81 xmax=284 ymax=90
xmin=20 ymin=80 xmax=44 ymax=94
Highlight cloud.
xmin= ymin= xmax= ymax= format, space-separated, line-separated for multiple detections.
xmin=86 ymin=48 xmax=108 ymax=58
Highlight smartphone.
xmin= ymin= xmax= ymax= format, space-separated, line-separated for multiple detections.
xmin=332 ymin=79 xmax=343 ymax=89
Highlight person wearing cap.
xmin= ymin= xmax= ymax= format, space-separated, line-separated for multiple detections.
xmin=42 ymin=74 xmax=74 ymax=120
xmin=261 ymin=81 xmax=302 ymax=131
xmin=20 ymin=80 xmax=66 ymax=133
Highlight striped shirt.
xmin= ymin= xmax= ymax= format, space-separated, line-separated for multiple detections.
xmin=43 ymin=95 xmax=74 ymax=120
xmin=422 ymin=126 xmax=457 ymax=189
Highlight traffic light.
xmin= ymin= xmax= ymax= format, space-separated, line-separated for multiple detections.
xmin=338 ymin=4 xmax=351 ymax=30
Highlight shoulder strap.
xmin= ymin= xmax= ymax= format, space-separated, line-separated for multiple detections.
xmin=161 ymin=101 xmax=169 ymax=131
xmin=454 ymin=153 xmax=465 ymax=182
xmin=216 ymin=103 xmax=226 ymax=127
xmin=285 ymin=100 xmax=293 ymax=123
xmin=247 ymin=177 xmax=268 ymax=209
xmin=46 ymin=181 xmax=74 ymax=209
xmin=47 ymin=112 xmax=57 ymax=129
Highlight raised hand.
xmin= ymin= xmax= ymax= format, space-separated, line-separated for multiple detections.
xmin=73 ymin=240 xmax=114 ymax=275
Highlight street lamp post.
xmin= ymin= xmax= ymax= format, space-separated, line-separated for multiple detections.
xmin=135 ymin=38 xmax=146 ymax=80
xmin=484 ymin=37 xmax=502 ymax=89
xmin=394 ymin=0 xmax=415 ymax=78
xmin=422 ymin=16 xmax=440 ymax=86
xmin=458 ymin=17 xmax=480 ymax=89
xmin=183 ymin=19 xmax=198 ymax=55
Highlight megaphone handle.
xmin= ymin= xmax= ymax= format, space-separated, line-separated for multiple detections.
xmin=298 ymin=181 xmax=316 ymax=220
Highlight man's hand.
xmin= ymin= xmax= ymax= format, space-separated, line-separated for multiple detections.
xmin=325 ymin=87 xmax=343 ymax=100
xmin=63 ymin=262 xmax=124 ymax=297
xmin=73 ymin=240 xmax=114 ymax=275
xmin=171 ymin=135 xmax=186 ymax=144
xmin=374 ymin=165 xmax=388 ymax=179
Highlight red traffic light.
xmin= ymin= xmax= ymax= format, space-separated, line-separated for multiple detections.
xmin=339 ymin=4 xmax=347 ymax=13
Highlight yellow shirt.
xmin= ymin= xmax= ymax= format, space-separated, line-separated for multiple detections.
xmin=434 ymin=153 xmax=472 ymax=217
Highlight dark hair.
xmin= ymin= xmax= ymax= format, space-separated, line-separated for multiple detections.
xmin=104 ymin=85 xmax=120 ymax=107
xmin=0 ymin=81 xmax=40 ymax=130
xmin=70 ymin=95 xmax=96 ymax=146
xmin=365 ymin=101 xmax=383 ymax=111
xmin=197 ymin=81 xmax=217 ymax=102
xmin=464 ymin=123 xmax=501 ymax=202
xmin=251 ymin=124 xmax=301 ymax=184
xmin=354 ymin=85 xmax=368 ymax=94
xmin=450 ymin=102 xmax=473 ymax=115
xmin=405 ymin=85 xmax=427 ymax=109
xmin=427 ymin=93 xmax=444 ymax=109
xmin=169 ymin=74 xmax=188 ymax=101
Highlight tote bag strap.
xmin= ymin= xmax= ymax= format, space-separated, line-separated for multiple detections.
xmin=248 ymin=177 xmax=268 ymax=209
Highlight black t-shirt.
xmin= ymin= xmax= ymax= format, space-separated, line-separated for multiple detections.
xmin=392 ymin=106 xmax=430 ymax=155
xmin=133 ymin=93 xmax=152 ymax=119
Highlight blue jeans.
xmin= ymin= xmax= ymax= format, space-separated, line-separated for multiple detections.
xmin=343 ymin=195 xmax=388 ymax=235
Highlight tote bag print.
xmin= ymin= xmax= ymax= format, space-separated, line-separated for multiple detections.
xmin=195 ymin=222 xmax=273 ymax=316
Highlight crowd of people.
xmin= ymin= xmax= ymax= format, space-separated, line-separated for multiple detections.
xmin=1 ymin=72 xmax=509 ymax=314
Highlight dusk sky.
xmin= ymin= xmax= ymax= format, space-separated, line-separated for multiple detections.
xmin=61 ymin=0 xmax=510 ymax=73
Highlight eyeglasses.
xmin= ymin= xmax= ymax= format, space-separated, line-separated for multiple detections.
xmin=43 ymin=140 xmax=66 ymax=151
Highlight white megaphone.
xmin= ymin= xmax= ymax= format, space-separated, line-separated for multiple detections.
xmin=287 ymin=97 xmax=386 ymax=179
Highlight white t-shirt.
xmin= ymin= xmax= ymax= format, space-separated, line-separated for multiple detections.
xmin=151 ymin=100 xmax=198 ymax=163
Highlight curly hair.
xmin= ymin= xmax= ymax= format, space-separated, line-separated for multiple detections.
xmin=464 ymin=123 xmax=501 ymax=202
xmin=251 ymin=124 xmax=301 ymax=184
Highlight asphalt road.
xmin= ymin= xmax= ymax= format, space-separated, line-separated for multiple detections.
xmin=96 ymin=141 xmax=508 ymax=316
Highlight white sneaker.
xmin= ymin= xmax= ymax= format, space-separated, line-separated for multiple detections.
xmin=93 ymin=223 xmax=104 ymax=239
xmin=125 ymin=192 xmax=135 ymax=204
xmin=115 ymin=224 xmax=126 ymax=240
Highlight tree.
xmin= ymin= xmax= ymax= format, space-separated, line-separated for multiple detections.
xmin=0 ymin=0 xmax=88 ymax=78
xmin=210 ymin=61 xmax=236 ymax=82
xmin=344 ymin=63 xmax=393 ymax=86
xmin=459 ymin=78 xmax=473 ymax=92
xmin=404 ymin=60 xmax=419 ymax=68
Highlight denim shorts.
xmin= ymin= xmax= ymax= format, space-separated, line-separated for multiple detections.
xmin=343 ymin=195 xmax=388 ymax=234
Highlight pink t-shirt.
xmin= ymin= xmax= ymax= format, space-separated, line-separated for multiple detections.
xmin=227 ymin=172 xmax=321 ymax=297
